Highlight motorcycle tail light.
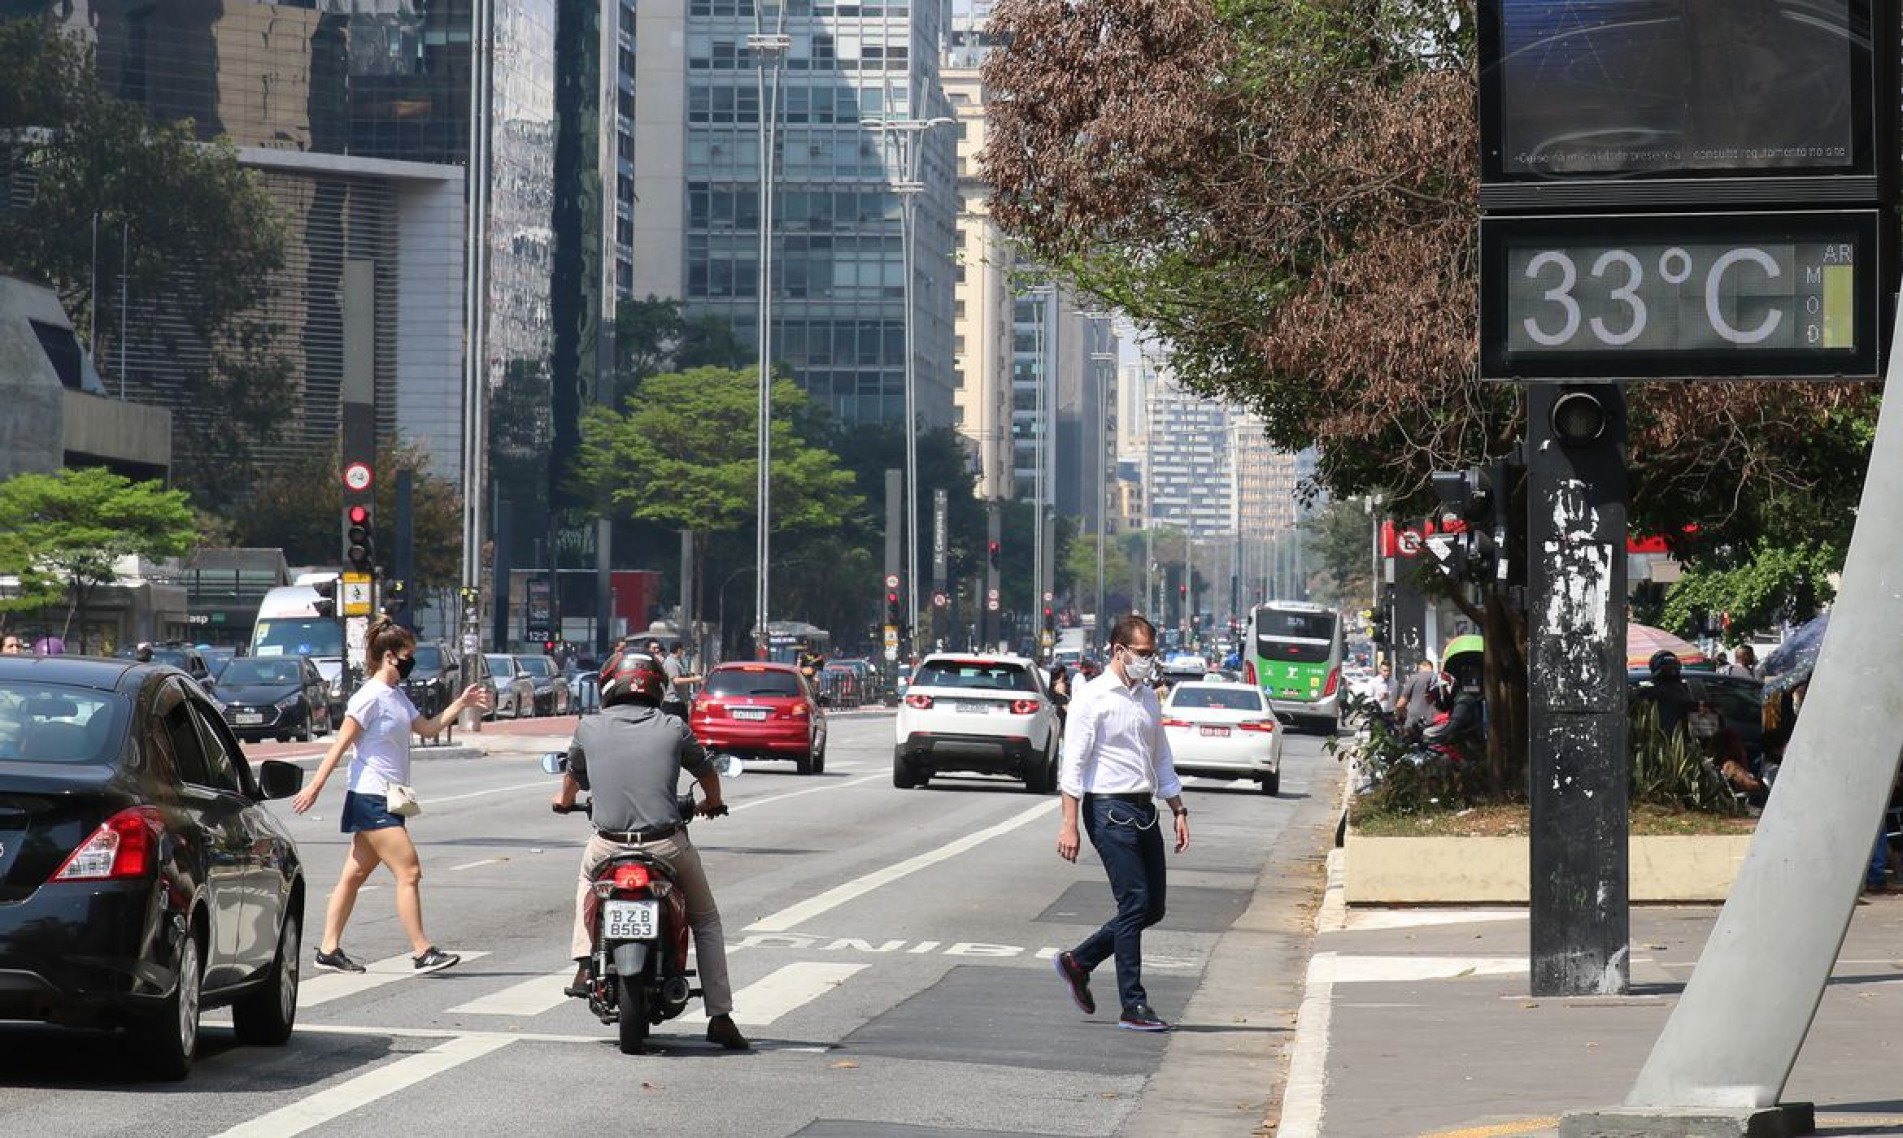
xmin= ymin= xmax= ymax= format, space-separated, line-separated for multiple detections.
xmin=611 ymin=864 xmax=651 ymax=892
xmin=904 ymin=694 xmax=933 ymax=710
xmin=52 ymin=807 xmax=164 ymax=882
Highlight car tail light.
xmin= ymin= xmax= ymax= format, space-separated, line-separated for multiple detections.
xmin=1010 ymin=699 xmax=1039 ymax=715
xmin=1239 ymin=719 xmax=1277 ymax=733
xmin=1323 ymin=667 xmax=1339 ymax=697
xmin=1243 ymin=660 xmax=1256 ymax=685
xmin=51 ymin=807 xmax=164 ymax=882
xmin=611 ymin=864 xmax=651 ymax=891
xmin=788 ymin=702 xmax=811 ymax=718
xmin=905 ymin=694 xmax=934 ymax=710
xmin=1161 ymin=717 xmax=1190 ymax=728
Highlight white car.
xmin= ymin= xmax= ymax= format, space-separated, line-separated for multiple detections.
xmin=1161 ymin=680 xmax=1289 ymax=796
xmin=894 ymin=653 xmax=1061 ymax=792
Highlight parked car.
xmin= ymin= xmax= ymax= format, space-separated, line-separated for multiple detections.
xmin=689 ymin=662 xmax=827 ymax=774
xmin=485 ymin=653 xmax=536 ymax=719
xmin=209 ymin=654 xmax=333 ymax=743
xmin=515 ymin=653 xmax=572 ymax=716
xmin=117 ymin=642 xmax=212 ymax=684
xmin=461 ymin=650 xmax=500 ymax=722
xmin=893 ymin=653 xmax=1060 ymax=792
xmin=1628 ymin=668 xmax=1765 ymax=757
xmin=402 ymin=642 xmax=463 ymax=720
xmin=198 ymin=646 xmax=238 ymax=677
xmin=0 ymin=654 xmax=307 ymax=1078
xmin=1161 ymin=680 xmax=1289 ymax=796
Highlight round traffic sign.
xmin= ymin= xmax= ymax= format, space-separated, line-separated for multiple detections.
xmin=885 ymin=574 xmax=900 ymax=589
xmin=933 ymin=592 xmax=948 ymax=607
xmin=343 ymin=462 xmax=373 ymax=492
xmin=1397 ymin=528 xmax=1423 ymax=556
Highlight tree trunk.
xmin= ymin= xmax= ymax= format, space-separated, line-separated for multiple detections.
xmin=1483 ymin=585 xmax=1529 ymax=801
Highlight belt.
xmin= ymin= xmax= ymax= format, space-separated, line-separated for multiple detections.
xmin=596 ymin=822 xmax=679 ymax=844
xmin=1084 ymin=791 xmax=1153 ymax=805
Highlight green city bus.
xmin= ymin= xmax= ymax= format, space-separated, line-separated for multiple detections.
xmin=1244 ymin=601 xmax=1344 ymax=734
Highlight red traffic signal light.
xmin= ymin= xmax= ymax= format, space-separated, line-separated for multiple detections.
xmin=345 ymin=504 xmax=374 ymax=571
xmin=1179 ymin=583 xmax=1188 ymax=596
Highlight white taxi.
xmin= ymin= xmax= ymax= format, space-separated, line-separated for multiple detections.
xmin=1160 ymin=680 xmax=1288 ymax=796
xmin=893 ymin=653 xmax=1061 ymax=792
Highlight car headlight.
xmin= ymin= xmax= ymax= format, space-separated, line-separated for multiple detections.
xmin=275 ymin=695 xmax=302 ymax=711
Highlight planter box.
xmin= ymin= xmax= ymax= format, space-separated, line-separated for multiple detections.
xmin=1343 ymin=833 xmax=1758 ymax=904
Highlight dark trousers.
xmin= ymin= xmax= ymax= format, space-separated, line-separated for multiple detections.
xmin=1072 ymin=795 xmax=1167 ymax=1011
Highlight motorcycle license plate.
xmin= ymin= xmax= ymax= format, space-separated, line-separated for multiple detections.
xmin=733 ymin=708 xmax=769 ymax=721
xmin=1199 ymin=725 xmax=1231 ymax=737
xmin=603 ymin=899 xmax=659 ymax=940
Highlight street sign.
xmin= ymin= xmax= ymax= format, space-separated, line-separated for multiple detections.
xmin=1425 ymin=534 xmax=1457 ymax=564
xmin=1396 ymin=529 xmax=1424 ymax=557
xmin=342 ymin=572 xmax=373 ymax=617
xmin=885 ymin=574 xmax=900 ymax=589
xmin=882 ymin=624 xmax=899 ymax=661
xmin=342 ymin=462 xmax=373 ymax=493
xmin=987 ymin=587 xmax=1000 ymax=613
xmin=1043 ymin=591 xmax=1053 ymax=603
xmin=345 ymin=615 xmax=368 ymax=657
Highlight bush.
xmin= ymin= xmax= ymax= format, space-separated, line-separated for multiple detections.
xmin=1628 ymin=702 xmax=1746 ymax=815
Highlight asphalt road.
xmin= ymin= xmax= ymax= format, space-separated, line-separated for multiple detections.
xmin=0 ymin=710 xmax=1341 ymax=1137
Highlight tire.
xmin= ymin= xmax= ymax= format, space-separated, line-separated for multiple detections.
xmin=794 ymin=749 xmax=814 ymax=775
xmin=811 ymin=736 xmax=827 ymax=775
xmin=297 ymin=708 xmax=314 ymax=743
xmin=1260 ymin=769 xmax=1280 ymax=796
xmin=136 ymin=931 xmax=202 ymax=1080
xmin=232 ymin=910 xmax=300 ymax=1046
xmin=616 ymin=974 xmax=651 ymax=1055
xmin=892 ymin=752 xmax=918 ymax=789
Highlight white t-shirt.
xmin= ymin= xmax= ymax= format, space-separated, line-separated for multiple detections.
xmin=345 ymin=678 xmax=421 ymax=795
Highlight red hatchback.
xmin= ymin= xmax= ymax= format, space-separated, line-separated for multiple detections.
xmin=689 ymin=662 xmax=828 ymax=775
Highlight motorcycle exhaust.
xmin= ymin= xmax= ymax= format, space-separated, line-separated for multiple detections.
xmin=661 ymin=976 xmax=692 ymax=1007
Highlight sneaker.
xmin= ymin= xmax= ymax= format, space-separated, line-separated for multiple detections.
xmin=1054 ymin=951 xmax=1095 ymax=1015
xmin=412 ymin=946 xmax=461 ymax=974
xmin=313 ymin=947 xmax=367 ymax=974
xmin=1118 ymin=1003 xmax=1171 ymax=1032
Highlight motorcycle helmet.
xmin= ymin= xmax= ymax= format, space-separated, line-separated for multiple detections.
xmin=599 ymin=649 xmax=666 ymax=708
xmin=1648 ymin=649 xmax=1681 ymax=679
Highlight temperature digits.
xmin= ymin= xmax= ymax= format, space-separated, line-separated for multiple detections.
xmin=1517 ymin=245 xmax=1794 ymax=349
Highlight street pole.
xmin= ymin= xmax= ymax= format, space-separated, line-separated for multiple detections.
xmin=749 ymin=24 xmax=789 ymax=660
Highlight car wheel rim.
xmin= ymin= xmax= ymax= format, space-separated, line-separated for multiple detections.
xmin=178 ymin=939 xmax=201 ymax=1055
xmin=280 ymin=917 xmax=301 ymax=1019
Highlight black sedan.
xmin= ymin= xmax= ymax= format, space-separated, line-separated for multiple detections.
xmin=0 ymin=655 xmax=306 ymax=1078
xmin=210 ymin=655 xmax=333 ymax=742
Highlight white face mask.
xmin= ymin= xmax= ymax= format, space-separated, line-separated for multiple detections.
xmin=1688 ymin=711 xmax=1720 ymax=739
xmin=1121 ymin=650 xmax=1157 ymax=684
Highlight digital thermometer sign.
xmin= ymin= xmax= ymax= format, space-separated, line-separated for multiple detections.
xmin=1480 ymin=211 xmax=1882 ymax=381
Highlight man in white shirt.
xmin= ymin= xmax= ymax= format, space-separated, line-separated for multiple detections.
xmin=1051 ymin=613 xmax=1190 ymax=1032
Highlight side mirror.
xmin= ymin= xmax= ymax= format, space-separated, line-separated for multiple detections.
xmin=540 ymin=751 xmax=568 ymax=775
xmin=257 ymin=760 xmax=304 ymax=800
xmin=712 ymin=753 xmax=744 ymax=778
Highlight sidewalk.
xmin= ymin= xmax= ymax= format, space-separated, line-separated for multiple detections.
xmin=1280 ymin=854 xmax=1903 ymax=1137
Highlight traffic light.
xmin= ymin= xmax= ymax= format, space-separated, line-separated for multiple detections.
xmin=1429 ymin=466 xmax=1510 ymax=585
xmin=1551 ymin=387 xmax=1613 ymax=446
xmin=1372 ymin=610 xmax=1391 ymax=645
xmin=987 ymin=540 xmax=1001 ymax=570
xmin=886 ymin=589 xmax=902 ymax=625
xmin=312 ymin=577 xmax=337 ymax=619
xmin=381 ymin=578 xmax=408 ymax=622
xmin=345 ymin=503 xmax=375 ymax=573
xmin=1043 ymin=605 xmax=1055 ymax=633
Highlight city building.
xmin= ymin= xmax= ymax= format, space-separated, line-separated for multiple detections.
xmin=944 ymin=52 xmax=1014 ymax=499
xmin=618 ymin=0 xmax=960 ymax=428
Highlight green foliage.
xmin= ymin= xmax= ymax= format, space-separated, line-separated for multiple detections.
xmin=0 ymin=468 xmax=196 ymax=648
xmin=1331 ymin=693 xmax=1486 ymax=816
xmin=1658 ymin=542 xmax=1840 ymax=641
xmin=1627 ymin=703 xmax=1744 ymax=815
xmin=611 ymin=297 xmax=750 ymax=405
xmin=1302 ymin=497 xmax=1376 ymax=612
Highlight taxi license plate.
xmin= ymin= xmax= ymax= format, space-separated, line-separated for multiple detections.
xmin=733 ymin=708 xmax=769 ymax=721
xmin=603 ymin=899 xmax=659 ymax=940
xmin=1199 ymin=725 xmax=1231 ymax=737
xmin=234 ymin=713 xmax=264 ymax=726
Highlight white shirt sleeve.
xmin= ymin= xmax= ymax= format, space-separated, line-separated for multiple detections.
xmin=1058 ymin=683 xmax=1097 ymax=799
xmin=1147 ymin=687 xmax=1183 ymax=799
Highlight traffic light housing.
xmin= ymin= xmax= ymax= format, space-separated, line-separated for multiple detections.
xmin=312 ymin=577 xmax=337 ymax=619
xmin=1371 ymin=609 xmax=1391 ymax=645
xmin=885 ymin=589 xmax=902 ymax=625
xmin=345 ymin=503 xmax=375 ymax=573
xmin=1043 ymin=605 xmax=1055 ymax=633
xmin=987 ymin=540 xmax=1001 ymax=570
xmin=382 ymin=578 xmax=408 ymax=622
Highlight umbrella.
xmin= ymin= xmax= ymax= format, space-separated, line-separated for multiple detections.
xmin=1626 ymin=623 xmax=1707 ymax=671
xmin=1762 ymin=612 xmax=1829 ymax=694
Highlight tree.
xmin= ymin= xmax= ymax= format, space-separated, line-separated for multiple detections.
xmin=0 ymin=468 xmax=196 ymax=651
xmin=611 ymin=297 xmax=750 ymax=406
xmin=0 ymin=20 xmax=294 ymax=512
xmin=574 ymin=367 xmax=863 ymax=639
xmin=1303 ymin=498 xmax=1377 ymax=615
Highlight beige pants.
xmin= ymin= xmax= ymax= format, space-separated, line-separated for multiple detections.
xmin=571 ymin=830 xmax=733 ymax=1017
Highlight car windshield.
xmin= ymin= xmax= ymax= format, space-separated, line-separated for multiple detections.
xmin=219 ymin=659 xmax=302 ymax=686
xmin=1169 ymin=687 xmax=1263 ymax=712
xmin=518 ymin=656 xmax=554 ymax=677
xmin=0 ymin=684 xmax=128 ymax=764
xmin=254 ymin=618 xmax=345 ymax=659
xmin=706 ymin=668 xmax=801 ymax=697
xmin=485 ymin=655 xmax=514 ymax=675
xmin=412 ymin=646 xmax=445 ymax=672
xmin=914 ymin=661 xmax=1036 ymax=692
xmin=149 ymin=648 xmax=195 ymax=669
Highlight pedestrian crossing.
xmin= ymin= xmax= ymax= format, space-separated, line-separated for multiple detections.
xmin=298 ymin=951 xmax=493 ymax=1008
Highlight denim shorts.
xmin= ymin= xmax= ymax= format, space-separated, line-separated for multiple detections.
xmin=341 ymin=790 xmax=406 ymax=834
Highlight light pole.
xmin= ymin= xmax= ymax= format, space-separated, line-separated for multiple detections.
xmin=1079 ymin=311 xmax=1115 ymax=646
xmin=748 ymin=21 xmax=790 ymax=660
xmin=1022 ymin=282 xmax=1055 ymax=646
xmin=866 ymin=114 xmax=955 ymax=657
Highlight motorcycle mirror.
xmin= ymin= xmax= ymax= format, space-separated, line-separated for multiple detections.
xmin=540 ymin=752 xmax=568 ymax=775
xmin=712 ymin=753 xmax=744 ymax=778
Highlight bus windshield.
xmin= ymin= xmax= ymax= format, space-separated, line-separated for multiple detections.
xmin=252 ymin=618 xmax=344 ymax=659
xmin=1253 ymin=607 xmax=1339 ymax=665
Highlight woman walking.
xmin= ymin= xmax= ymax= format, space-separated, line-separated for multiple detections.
xmin=292 ymin=616 xmax=492 ymax=974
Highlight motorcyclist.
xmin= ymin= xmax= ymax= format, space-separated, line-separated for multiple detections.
xmin=550 ymin=648 xmax=748 ymax=1050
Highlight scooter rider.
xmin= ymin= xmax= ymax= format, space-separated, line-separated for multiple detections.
xmin=551 ymin=648 xmax=748 ymax=1050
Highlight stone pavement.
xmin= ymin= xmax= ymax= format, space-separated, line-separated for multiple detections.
xmin=1276 ymin=856 xmax=1903 ymax=1137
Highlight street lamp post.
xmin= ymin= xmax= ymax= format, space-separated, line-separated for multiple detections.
xmin=1079 ymin=310 xmax=1114 ymax=648
xmin=867 ymin=114 xmax=955 ymax=658
xmin=748 ymin=24 xmax=790 ymax=660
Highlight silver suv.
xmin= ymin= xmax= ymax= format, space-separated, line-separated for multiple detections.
xmin=893 ymin=653 xmax=1061 ymax=792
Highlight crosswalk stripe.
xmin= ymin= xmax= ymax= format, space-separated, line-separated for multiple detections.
xmin=299 ymin=951 xmax=492 ymax=1008
xmin=678 ymin=961 xmax=867 ymax=1027
xmin=447 ymin=970 xmax=572 ymax=1016
xmin=214 ymin=1034 xmax=515 ymax=1137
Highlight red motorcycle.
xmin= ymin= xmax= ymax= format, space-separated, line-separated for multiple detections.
xmin=544 ymin=752 xmax=738 ymax=1053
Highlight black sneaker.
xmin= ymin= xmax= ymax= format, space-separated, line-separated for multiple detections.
xmin=1054 ymin=951 xmax=1095 ymax=1015
xmin=313 ymin=947 xmax=366 ymax=974
xmin=1118 ymin=1003 xmax=1171 ymax=1032
xmin=412 ymin=946 xmax=461 ymax=974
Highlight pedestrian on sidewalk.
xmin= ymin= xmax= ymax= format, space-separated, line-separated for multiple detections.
xmin=292 ymin=615 xmax=491 ymax=976
xmin=1052 ymin=613 xmax=1190 ymax=1033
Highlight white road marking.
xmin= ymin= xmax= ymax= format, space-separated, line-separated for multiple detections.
xmin=214 ymin=1034 xmax=515 ymax=1138
xmin=678 ymin=961 xmax=868 ymax=1027
xmin=1341 ymin=908 xmax=1528 ymax=932
xmin=426 ymin=779 xmax=552 ymax=806
xmin=725 ymin=773 xmax=884 ymax=813
xmin=449 ymin=857 xmax=506 ymax=872
xmin=1278 ymin=952 xmax=1336 ymax=1138
xmin=447 ymin=971 xmax=572 ymax=1017
xmin=747 ymin=799 xmax=1058 ymax=932
xmin=300 ymin=951 xmax=491 ymax=1008
xmin=1327 ymin=955 xmax=1526 ymax=984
